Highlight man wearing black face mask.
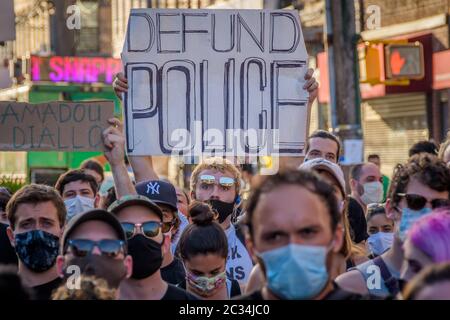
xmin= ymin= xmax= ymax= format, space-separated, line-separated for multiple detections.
xmin=135 ymin=180 xmax=186 ymax=286
xmin=56 ymin=209 xmax=133 ymax=298
xmin=6 ymin=184 xmax=66 ymax=300
xmin=108 ymin=195 xmax=197 ymax=300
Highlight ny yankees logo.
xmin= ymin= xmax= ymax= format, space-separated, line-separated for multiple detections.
xmin=147 ymin=182 xmax=160 ymax=195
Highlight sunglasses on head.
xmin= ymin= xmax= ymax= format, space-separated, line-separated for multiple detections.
xmin=397 ymin=193 xmax=450 ymax=211
xmin=121 ymin=221 xmax=163 ymax=240
xmin=67 ymin=239 xmax=125 ymax=258
xmin=199 ymin=175 xmax=235 ymax=187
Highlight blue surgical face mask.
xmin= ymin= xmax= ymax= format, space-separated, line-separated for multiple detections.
xmin=368 ymin=232 xmax=394 ymax=256
xmin=258 ymin=243 xmax=330 ymax=300
xmin=398 ymin=207 xmax=432 ymax=241
xmin=15 ymin=230 xmax=60 ymax=273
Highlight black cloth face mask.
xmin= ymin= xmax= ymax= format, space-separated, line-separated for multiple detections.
xmin=208 ymin=199 xmax=235 ymax=223
xmin=127 ymin=234 xmax=163 ymax=280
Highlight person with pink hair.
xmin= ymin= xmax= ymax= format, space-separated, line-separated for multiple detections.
xmin=401 ymin=209 xmax=450 ymax=282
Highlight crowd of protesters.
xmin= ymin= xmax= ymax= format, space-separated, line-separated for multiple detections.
xmin=1 ymin=69 xmax=450 ymax=300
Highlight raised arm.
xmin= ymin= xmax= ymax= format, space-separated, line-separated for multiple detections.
xmin=129 ymin=155 xmax=159 ymax=183
xmin=112 ymin=72 xmax=159 ymax=182
xmin=103 ymin=118 xmax=136 ymax=198
xmin=280 ymin=68 xmax=318 ymax=170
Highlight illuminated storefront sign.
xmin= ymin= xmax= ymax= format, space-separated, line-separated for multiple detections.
xmin=30 ymin=56 xmax=122 ymax=84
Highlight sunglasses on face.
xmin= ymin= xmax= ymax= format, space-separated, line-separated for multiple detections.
xmin=121 ymin=221 xmax=162 ymax=240
xmin=397 ymin=193 xmax=450 ymax=211
xmin=199 ymin=175 xmax=235 ymax=187
xmin=67 ymin=239 xmax=125 ymax=258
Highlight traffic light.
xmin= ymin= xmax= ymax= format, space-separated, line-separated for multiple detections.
xmin=385 ymin=42 xmax=424 ymax=80
xmin=358 ymin=42 xmax=382 ymax=85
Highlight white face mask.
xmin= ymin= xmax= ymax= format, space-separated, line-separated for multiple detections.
xmin=360 ymin=181 xmax=383 ymax=205
xmin=64 ymin=195 xmax=95 ymax=221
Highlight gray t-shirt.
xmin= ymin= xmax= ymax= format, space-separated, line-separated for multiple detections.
xmin=354 ymin=258 xmax=400 ymax=298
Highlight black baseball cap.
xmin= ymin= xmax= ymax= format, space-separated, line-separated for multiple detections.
xmin=108 ymin=194 xmax=164 ymax=221
xmin=61 ymin=209 xmax=127 ymax=254
xmin=135 ymin=180 xmax=178 ymax=212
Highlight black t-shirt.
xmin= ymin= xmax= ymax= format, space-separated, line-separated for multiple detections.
xmin=161 ymin=284 xmax=198 ymax=300
xmin=32 ymin=277 xmax=63 ymax=300
xmin=0 ymin=223 xmax=17 ymax=265
xmin=347 ymin=197 xmax=368 ymax=243
xmin=229 ymin=279 xmax=242 ymax=298
xmin=161 ymin=257 xmax=186 ymax=286
xmin=236 ymin=283 xmax=378 ymax=300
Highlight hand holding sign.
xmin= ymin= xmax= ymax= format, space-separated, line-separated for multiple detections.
xmin=112 ymin=73 xmax=128 ymax=99
xmin=303 ymin=68 xmax=318 ymax=104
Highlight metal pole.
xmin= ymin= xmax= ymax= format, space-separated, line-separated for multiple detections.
xmin=325 ymin=0 xmax=363 ymax=163
xmin=325 ymin=0 xmax=338 ymax=130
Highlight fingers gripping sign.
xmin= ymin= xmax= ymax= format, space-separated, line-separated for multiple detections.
xmin=303 ymin=68 xmax=318 ymax=105
xmin=113 ymin=73 xmax=128 ymax=100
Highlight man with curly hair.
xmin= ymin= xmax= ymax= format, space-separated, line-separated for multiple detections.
xmin=336 ymin=153 xmax=450 ymax=298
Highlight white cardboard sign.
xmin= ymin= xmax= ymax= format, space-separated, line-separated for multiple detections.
xmin=122 ymin=9 xmax=309 ymax=158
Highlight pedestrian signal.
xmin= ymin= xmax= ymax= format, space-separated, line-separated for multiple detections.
xmin=385 ymin=42 xmax=424 ymax=80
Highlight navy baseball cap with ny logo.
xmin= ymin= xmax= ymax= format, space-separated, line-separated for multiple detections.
xmin=135 ymin=180 xmax=178 ymax=212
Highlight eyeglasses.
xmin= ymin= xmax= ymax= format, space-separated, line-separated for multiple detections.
xmin=67 ymin=239 xmax=125 ymax=258
xmin=199 ymin=175 xmax=235 ymax=188
xmin=121 ymin=221 xmax=162 ymax=240
xmin=397 ymin=193 xmax=450 ymax=211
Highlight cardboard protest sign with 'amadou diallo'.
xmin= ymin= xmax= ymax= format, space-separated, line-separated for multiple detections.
xmin=0 ymin=101 xmax=114 ymax=151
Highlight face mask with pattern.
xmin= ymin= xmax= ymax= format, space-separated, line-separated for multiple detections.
xmin=15 ymin=230 xmax=59 ymax=272
xmin=185 ymin=269 xmax=227 ymax=296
